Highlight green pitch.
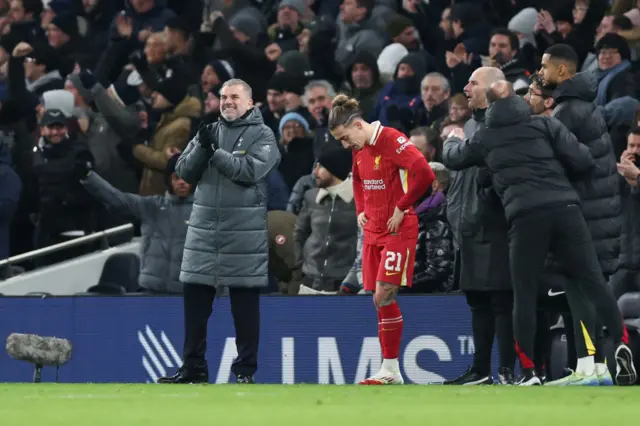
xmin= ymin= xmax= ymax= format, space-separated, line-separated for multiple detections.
xmin=0 ymin=384 xmax=638 ymax=426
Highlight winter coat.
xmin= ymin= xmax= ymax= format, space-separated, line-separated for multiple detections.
xmin=278 ymin=137 xmax=315 ymax=192
xmin=294 ymin=179 xmax=358 ymax=291
xmin=134 ymin=96 xmax=201 ymax=195
xmin=32 ymin=136 xmax=95 ymax=234
xmin=412 ymin=195 xmax=454 ymax=293
xmin=287 ymin=174 xmax=316 ymax=214
xmin=550 ymin=72 xmax=621 ymax=275
xmin=82 ymin=172 xmax=193 ymax=293
xmin=618 ymin=181 xmax=640 ymax=271
xmin=0 ymin=143 xmax=21 ymax=261
xmin=335 ymin=17 xmax=386 ymax=71
xmin=444 ymin=96 xmax=593 ymax=222
xmin=344 ymin=50 xmax=383 ymax=121
xmin=443 ymin=110 xmax=511 ymax=292
xmin=176 ymin=107 xmax=280 ymax=287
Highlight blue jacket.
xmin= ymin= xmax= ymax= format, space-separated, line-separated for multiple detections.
xmin=0 ymin=143 xmax=21 ymax=260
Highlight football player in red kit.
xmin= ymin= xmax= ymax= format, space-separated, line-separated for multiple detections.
xmin=329 ymin=94 xmax=435 ymax=384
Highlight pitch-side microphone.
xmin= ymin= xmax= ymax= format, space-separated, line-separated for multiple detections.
xmin=5 ymin=333 xmax=73 ymax=383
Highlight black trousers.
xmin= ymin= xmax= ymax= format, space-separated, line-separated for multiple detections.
xmin=182 ymin=283 xmax=260 ymax=377
xmin=509 ymin=204 xmax=623 ymax=367
xmin=465 ymin=290 xmax=516 ymax=375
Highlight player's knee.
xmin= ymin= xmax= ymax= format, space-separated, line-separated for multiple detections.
xmin=374 ymin=281 xmax=398 ymax=307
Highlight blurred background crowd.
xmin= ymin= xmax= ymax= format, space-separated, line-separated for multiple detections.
xmin=0 ymin=0 xmax=639 ymax=296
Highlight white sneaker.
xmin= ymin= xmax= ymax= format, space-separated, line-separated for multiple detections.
xmin=359 ymin=369 xmax=404 ymax=385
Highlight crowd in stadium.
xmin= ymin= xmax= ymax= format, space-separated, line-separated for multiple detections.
xmin=0 ymin=0 xmax=638 ymax=300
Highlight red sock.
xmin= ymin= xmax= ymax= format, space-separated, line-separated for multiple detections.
xmin=379 ymin=302 xmax=403 ymax=359
xmin=377 ymin=309 xmax=385 ymax=350
xmin=622 ymin=322 xmax=630 ymax=345
xmin=515 ymin=341 xmax=535 ymax=369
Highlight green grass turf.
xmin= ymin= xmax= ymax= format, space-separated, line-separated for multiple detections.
xmin=0 ymin=384 xmax=638 ymax=426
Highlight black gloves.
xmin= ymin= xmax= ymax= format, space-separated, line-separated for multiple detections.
xmin=73 ymin=158 xmax=93 ymax=181
xmin=196 ymin=122 xmax=218 ymax=152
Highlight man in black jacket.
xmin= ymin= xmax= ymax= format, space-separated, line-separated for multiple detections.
xmin=445 ymin=80 xmax=601 ymax=385
xmin=539 ymin=43 xmax=636 ymax=386
xmin=442 ymin=66 xmax=516 ymax=386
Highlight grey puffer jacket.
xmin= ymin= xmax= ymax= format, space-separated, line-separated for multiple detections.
xmin=550 ymin=72 xmax=621 ymax=276
xmin=294 ymin=179 xmax=358 ymax=292
xmin=443 ymin=109 xmax=511 ymax=292
xmin=176 ymin=108 xmax=280 ymax=287
xmin=82 ymin=172 xmax=193 ymax=293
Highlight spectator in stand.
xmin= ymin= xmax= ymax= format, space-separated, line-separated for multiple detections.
xmin=410 ymin=127 xmax=441 ymax=162
xmin=76 ymin=152 xmax=193 ymax=294
xmin=9 ymin=42 xmax=63 ymax=97
xmin=411 ymin=161 xmax=454 ymax=294
xmin=191 ymin=58 xmax=233 ymax=116
xmin=277 ymin=112 xmax=314 ymax=192
xmin=261 ymin=72 xmax=287 ymax=140
xmin=0 ymin=0 xmax=46 ymax=63
xmin=303 ymin=79 xmax=333 ymax=129
xmin=42 ymin=12 xmax=83 ymax=76
xmin=31 ymin=109 xmax=95 ymax=264
xmin=163 ymin=16 xmax=199 ymax=82
xmin=132 ymin=62 xmax=201 ymax=195
xmin=408 ymin=72 xmax=451 ymax=132
xmin=508 ymin=7 xmax=539 ymax=74
xmin=303 ymin=80 xmax=341 ymax=158
xmin=373 ymin=52 xmax=427 ymax=128
xmin=198 ymin=10 xmax=272 ymax=103
xmin=614 ymin=126 xmax=640 ymax=299
xmin=593 ymin=33 xmax=637 ymax=105
xmin=295 ymin=147 xmax=356 ymax=294
xmin=0 ymin=138 xmax=21 ymax=276
xmin=447 ymin=93 xmax=471 ymax=123
xmin=65 ymin=70 xmax=139 ymax=195
xmin=335 ymin=0 xmax=385 ymax=70
xmin=266 ymin=0 xmax=308 ymax=53
xmin=344 ymin=51 xmax=383 ymax=121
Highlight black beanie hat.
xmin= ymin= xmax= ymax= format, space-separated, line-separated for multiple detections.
xmin=164 ymin=153 xmax=181 ymax=191
xmin=268 ymin=72 xmax=289 ymax=92
xmin=318 ymin=148 xmax=352 ymax=181
xmin=595 ymin=33 xmax=631 ymax=62
xmin=51 ymin=14 xmax=79 ymax=38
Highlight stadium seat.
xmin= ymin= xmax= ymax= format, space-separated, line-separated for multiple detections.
xmin=86 ymin=283 xmax=126 ymax=295
xmin=94 ymin=253 xmax=140 ymax=293
xmin=26 ymin=292 xmax=53 ymax=298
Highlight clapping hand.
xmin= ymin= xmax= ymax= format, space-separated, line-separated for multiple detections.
xmin=618 ymin=150 xmax=640 ymax=186
xmin=197 ymin=123 xmax=218 ymax=152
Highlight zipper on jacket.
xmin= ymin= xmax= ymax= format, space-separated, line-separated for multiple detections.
xmin=320 ymin=197 xmax=336 ymax=279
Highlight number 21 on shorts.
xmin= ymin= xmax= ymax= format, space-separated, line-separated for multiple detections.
xmin=384 ymin=251 xmax=403 ymax=276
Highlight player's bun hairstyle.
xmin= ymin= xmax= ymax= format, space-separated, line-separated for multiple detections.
xmin=328 ymin=94 xmax=363 ymax=130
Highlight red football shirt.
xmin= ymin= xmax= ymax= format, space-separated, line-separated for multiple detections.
xmin=352 ymin=122 xmax=434 ymax=243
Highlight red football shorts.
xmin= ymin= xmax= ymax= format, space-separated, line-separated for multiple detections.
xmin=362 ymin=234 xmax=417 ymax=291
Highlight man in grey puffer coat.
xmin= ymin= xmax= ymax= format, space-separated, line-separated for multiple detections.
xmin=77 ymin=154 xmax=193 ymax=294
xmin=159 ymin=79 xmax=280 ymax=385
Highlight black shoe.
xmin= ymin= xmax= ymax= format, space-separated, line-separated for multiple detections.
xmin=236 ymin=374 xmax=255 ymax=384
xmin=443 ymin=366 xmax=493 ymax=385
xmin=615 ymin=343 xmax=637 ymax=386
xmin=515 ymin=368 xmax=541 ymax=386
xmin=497 ymin=367 xmax=515 ymax=385
xmin=157 ymin=366 xmax=209 ymax=384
